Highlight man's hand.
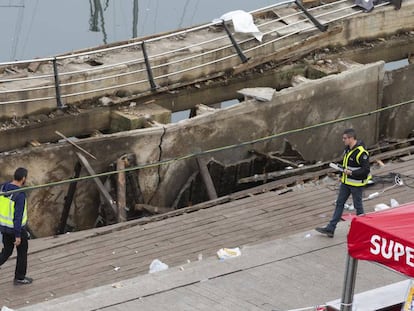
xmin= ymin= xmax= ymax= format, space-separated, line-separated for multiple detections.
xmin=344 ymin=169 xmax=352 ymax=176
xmin=14 ymin=237 xmax=21 ymax=246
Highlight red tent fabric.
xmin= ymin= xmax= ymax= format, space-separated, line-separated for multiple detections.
xmin=348 ymin=202 xmax=414 ymax=277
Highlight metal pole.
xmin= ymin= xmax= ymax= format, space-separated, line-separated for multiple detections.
xmin=295 ymin=0 xmax=328 ymax=32
xmin=340 ymin=253 xmax=358 ymax=311
xmin=52 ymin=57 xmax=65 ymax=109
xmin=222 ymin=21 xmax=249 ymax=63
xmin=132 ymin=0 xmax=138 ymax=38
xmin=196 ymin=157 xmax=218 ymax=200
xmin=141 ymin=41 xmax=157 ymax=91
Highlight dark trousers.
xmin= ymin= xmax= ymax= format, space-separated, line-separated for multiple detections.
xmin=0 ymin=229 xmax=28 ymax=280
xmin=327 ymin=183 xmax=364 ymax=232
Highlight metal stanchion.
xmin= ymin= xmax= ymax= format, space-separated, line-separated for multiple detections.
xmin=341 ymin=253 xmax=358 ymax=311
xmin=52 ymin=57 xmax=65 ymax=109
xmin=222 ymin=20 xmax=249 ymax=63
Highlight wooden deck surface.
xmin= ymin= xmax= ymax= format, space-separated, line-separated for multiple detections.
xmin=1 ymin=155 xmax=414 ymax=309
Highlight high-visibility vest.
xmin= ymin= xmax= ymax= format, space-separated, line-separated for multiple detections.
xmin=0 ymin=193 xmax=27 ymax=229
xmin=341 ymin=145 xmax=371 ymax=187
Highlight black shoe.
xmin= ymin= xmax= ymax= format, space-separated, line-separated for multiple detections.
xmin=14 ymin=276 xmax=33 ymax=285
xmin=315 ymin=227 xmax=334 ymax=238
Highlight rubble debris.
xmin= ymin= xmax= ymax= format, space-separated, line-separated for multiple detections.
xmin=149 ymin=259 xmax=169 ymax=273
xmin=28 ymin=140 xmax=41 ymax=147
xmin=99 ymin=96 xmax=113 ymax=106
xmin=27 ymin=61 xmax=41 ymax=73
xmin=195 ymin=104 xmax=217 ymax=116
xmin=291 ymin=75 xmax=310 ymax=86
xmin=134 ymin=204 xmax=170 ymax=215
xmin=237 ymin=87 xmax=275 ymax=102
xmin=409 ymin=53 xmax=414 ymax=64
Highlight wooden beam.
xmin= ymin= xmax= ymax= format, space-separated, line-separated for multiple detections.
xmin=171 ymin=171 xmax=199 ymax=209
xmin=116 ymin=158 xmax=127 ymax=222
xmin=76 ymin=152 xmax=118 ymax=216
xmin=56 ymin=161 xmax=82 ymax=235
xmin=268 ymin=154 xmax=299 ymax=168
xmin=56 ymin=130 xmax=97 ymax=160
xmin=196 ymin=157 xmax=218 ymax=200
xmin=250 ymin=149 xmax=300 ymax=168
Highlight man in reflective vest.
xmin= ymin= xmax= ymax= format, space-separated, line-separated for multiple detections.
xmin=316 ymin=129 xmax=371 ymax=238
xmin=0 ymin=167 xmax=33 ymax=285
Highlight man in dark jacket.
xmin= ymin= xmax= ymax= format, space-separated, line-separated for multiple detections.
xmin=316 ymin=129 xmax=371 ymax=238
xmin=0 ymin=167 xmax=33 ymax=285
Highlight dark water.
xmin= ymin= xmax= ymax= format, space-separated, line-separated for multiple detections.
xmin=0 ymin=0 xmax=277 ymax=62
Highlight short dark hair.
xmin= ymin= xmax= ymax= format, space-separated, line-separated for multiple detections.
xmin=14 ymin=167 xmax=28 ymax=181
xmin=343 ymin=128 xmax=357 ymax=139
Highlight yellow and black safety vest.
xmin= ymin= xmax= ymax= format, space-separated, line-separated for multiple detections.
xmin=341 ymin=145 xmax=371 ymax=187
xmin=0 ymin=193 xmax=27 ymax=229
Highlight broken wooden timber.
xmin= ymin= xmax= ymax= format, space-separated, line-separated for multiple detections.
xmin=250 ymin=149 xmax=300 ymax=168
xmin=56 ymin=162 xmax=82 ymax=235
xmin=116 ymin=157 xmax=127 ymax=222
xmin=238 ymin=162 xmax=323 ymax=184
xmin=171 ymin=171 xmax=199 ymax=209
xmin=76 ymin=152 xmax=118 ymax=216
xmin=56 ymin=130 xmax=97 ymax=160
xmin=27 ymin=61 xmax=42 ymax=73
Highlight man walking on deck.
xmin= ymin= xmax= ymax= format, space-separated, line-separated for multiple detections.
xmin=316 ymin=129 xmax=371 ymax=238
xmin=0 ymin=167 xmax=33 ymax=285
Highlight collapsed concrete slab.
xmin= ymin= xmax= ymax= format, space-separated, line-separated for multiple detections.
xmin=0 ymin=60 xmax=403 ymax=237
xmin=237 ymin=87 xmax=275 ymax=101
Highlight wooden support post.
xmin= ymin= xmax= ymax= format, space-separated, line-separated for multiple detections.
xmin=341 ymin=254 xmax=358 ymax=311
xmin=76 ymin=152 xmax=118 ymax=216
xmin=116 ymin=158 xmax=127 ymax=222
xmin=196 ymin=157 xmax=218 ymax=200
xmin=56 ymin=161 xmax=82 ymax=235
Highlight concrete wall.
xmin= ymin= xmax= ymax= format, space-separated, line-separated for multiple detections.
xmin=380 ymin=63 xmax=414 ymax=139
xmin=0 ymin=61 xmax=386 ymax=237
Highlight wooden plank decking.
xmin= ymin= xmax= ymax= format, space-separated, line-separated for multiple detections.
xmin=1 ymin=156 xmax=413 ymax=309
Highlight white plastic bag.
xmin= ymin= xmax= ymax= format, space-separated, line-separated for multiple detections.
xmin=374 ymin=203 xmax=390 ymax=212
xmin=149 ymin=259 xmax=168 ymax=273
xmin=217 ymin=247 xmax=241 ymax=260
xmin=213 ymin=10 xmax=263 ymax=42
xmin=390 ymin=198 xmax=399 ymax=208
xmin=1 ymin=307 xmax=15 ymax=311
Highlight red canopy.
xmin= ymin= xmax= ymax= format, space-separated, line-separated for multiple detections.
xmin=348 ymin=202 xmax=414 ymax=277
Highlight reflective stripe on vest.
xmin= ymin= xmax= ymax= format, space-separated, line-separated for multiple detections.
xmin=341 ymin=146 xmax=370 ymax=187
xmin=0 ymin=195 xmax=27 ymax=229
